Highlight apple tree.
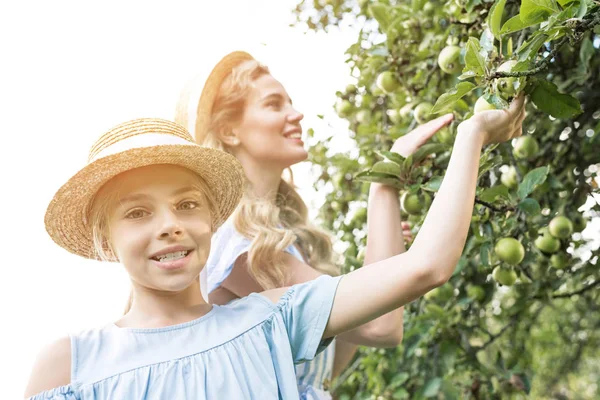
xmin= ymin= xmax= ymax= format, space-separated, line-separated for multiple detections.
xmin=293 ymin=0 xmax=600 ymax=398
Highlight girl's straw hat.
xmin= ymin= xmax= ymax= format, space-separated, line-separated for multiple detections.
xmin=176 ymin=51 xmax=254 ymax=143
xmin=44 ymin=118 xmax=246 ymax=260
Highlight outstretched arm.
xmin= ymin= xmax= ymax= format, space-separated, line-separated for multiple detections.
xmin=336 ymin=114 xmax=454 ymax=347
xmin=321 ymin=96 xmax=526 ymax=338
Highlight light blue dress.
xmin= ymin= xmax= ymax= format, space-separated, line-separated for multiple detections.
xmin=27 ymin=274 xmax=341 ymax=400
xmin=206 ymin=218 xmax=336 ymax=399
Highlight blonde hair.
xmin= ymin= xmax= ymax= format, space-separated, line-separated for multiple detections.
xmin=176 ymin=59 xmax=339 ymax=290
xmin=88 ymin=169 xmax=217 ymax=314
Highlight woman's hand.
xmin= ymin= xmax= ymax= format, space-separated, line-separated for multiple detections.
xmin=390 ymin=113 xmax=454 ymax=157
xmin=459 ymin=94 xmax=526 ymax=146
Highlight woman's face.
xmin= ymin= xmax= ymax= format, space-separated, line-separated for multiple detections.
xmin=103 ymin=164 xmax=212 ymax=294
xmin=232 ymin=74 xmax=307 ymax=170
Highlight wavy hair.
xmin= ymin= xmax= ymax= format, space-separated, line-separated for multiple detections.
xmin=176 ymin=59 xmax=339 ymax=290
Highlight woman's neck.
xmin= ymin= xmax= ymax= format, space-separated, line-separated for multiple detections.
xmin=236 ymin=154 xmax=284 ymax=202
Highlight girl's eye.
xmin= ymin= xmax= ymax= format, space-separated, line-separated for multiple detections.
xmin=179 ymin=201 xmax=199 ymax=211
xmin=125 ymin=209 xmax=148 ymax=219
xmin=266 ymin=101 xmax=281 ymax=109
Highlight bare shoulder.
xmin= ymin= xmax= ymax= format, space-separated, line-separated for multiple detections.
xmin=24 ymin=336 xmax=71 ymax=398
xmin=259 ymin=287 xmax=290 ymax=304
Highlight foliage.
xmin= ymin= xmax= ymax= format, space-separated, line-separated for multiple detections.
xmin=293 ymin=0 xmax=600 ymax=398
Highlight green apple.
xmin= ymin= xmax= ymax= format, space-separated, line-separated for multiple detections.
xmin=438 ymin=45 xmax=462 ymax=74
xmin=466 ymin=285 xmax=486 ymax=302
xmin=399 ymin=103 xmax=414 ymax=119
xmin=474 ymin=96 xmax=497 ymax=113
xmin=355 ymin=109 xmax=370 ymax=124
xmin=550 ymin=253 xmax=570 ymax=269
xmin=414 ymin=102 xmax=433 ymax=124
xmin=494 ymin=238 xmax=525 ymax=265
xmin=549 ymin=216 xmax=573 ymax=239
xmin=535 ymin=233 xmax=561 ymax=254
xmin=346 ymin=84 xmax=357 ymax=94
xmin=401 ymin=192 xmax=423 ymax=215
xmin=336 ymin=100 xmax=353 ymax=117
xmin=376 ymin=71 xmax=400 ymax=93
xmin=495 ymin=60 xmax=525 ymax=99
xmin=501 ymin=166 xmax=518 ymax=189
xmin=437 ymin=127 xmax=455 ymax=144
xmin=513 ymin=136 xmax=539 ymax=160
xmin=492 ymin=266 xmax=518 ymax=286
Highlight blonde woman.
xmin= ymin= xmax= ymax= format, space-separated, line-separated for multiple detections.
xmin=176 ymin=52 xmax=459 ymax=398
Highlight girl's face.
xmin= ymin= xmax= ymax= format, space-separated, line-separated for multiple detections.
xmin=103 ymin=164 xmax=212 ymax=294
xmin=233 ymin=74 xmax=307 ymax=169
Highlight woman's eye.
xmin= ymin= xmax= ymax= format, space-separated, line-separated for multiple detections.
xmin=179 ymin=201 xmax=199 ymax=211
xmin=125 ymin=209 xmax=147 ymax=219
xmin=267 ymin=101 xmax=280 ymax=109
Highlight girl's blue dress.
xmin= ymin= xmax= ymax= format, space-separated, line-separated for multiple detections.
xmin=28 ymin=275 xmax=341 ymax=400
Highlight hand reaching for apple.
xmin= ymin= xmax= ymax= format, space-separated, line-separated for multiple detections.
xmin=390 ymin=113 xmax=454 ymax=157
xmin=460 ymin=94 xmax=526 ymax=146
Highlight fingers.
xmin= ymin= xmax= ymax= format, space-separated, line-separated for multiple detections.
xmin=508 ymin=93 xmax=526 ymax=116
xmin=401 ymin=221 xmax=411 ymax=230
xmin=419 ymin=113 xmax=454 ymax=135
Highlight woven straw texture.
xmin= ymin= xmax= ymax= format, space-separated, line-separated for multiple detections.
xmin=44 ymin=118 xmax=245 ymax=260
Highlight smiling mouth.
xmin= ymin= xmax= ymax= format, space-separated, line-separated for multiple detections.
xmin=285 ymin=132 xmax=302 ymax=140
xmin=151 ymin=250 xmax=191 ymax=262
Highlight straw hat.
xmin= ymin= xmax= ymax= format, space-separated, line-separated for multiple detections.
xmin=176 ymin=51 xmax=255 ymax=143
xmin=44 ymin=118 xmax=246 ymax=260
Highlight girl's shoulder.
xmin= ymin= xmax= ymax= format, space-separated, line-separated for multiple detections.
xmin=24 ymin=336 xmax=71 ymax=398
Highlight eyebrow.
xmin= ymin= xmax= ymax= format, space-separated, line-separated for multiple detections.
xmin=117 ymin=187 xmax=203 ymax=206
xmin=261 ymin=92 xmax=293 ymax=105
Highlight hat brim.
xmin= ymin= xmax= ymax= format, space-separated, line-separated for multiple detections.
xmin=187 ymin=51 xmax=255 ymax=143
xmin=44 ymin=145 xmax=245 ymax=260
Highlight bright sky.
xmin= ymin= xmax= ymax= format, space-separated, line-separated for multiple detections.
xmin=0 ymin=1 xmax=357 ymax=397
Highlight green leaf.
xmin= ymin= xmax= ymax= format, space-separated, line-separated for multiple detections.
xmin=422 ymin=176 xmax=443 ymax=192
xmin=378 ymin=150 xmax=406 ymax=165
xmin=516 ymin=33 xmax=549 ymax=62
xmin=464 ymin=37 xmax=487 ymax=76
xmin=412 ymin=143 xmax=450 ymax=164
xmin=500 ymin=14 xmax=540 ymax=34
xmin=389 ymin=372 xmax=410 ymax=388
xmin=354 ymin=172 xmax=404 ymax=188
xmin=479 ymin=185 xmax=510 ymax=202
xmin=517 ymin=166 xmax=549 ymax=199
xmin=530 ymin=80 xmax=583 ymax=119
xmin=423 ymin=377 xmax=443 ymax=397
xmin=430 ymin=82 xmax=477 ymax=115
xmin=480 ymin=242 xmax=491 ymax=266
xmin=518 ymin=198 xmax=542 ymax=216
xmin=369 ymin=3 xmax=393 ymax=31
xmin=393 ymin=388 xmax=410 ymax=400
xmin=520 ymin=0 xmax=559 ymax=25
xmin=488 ymin=0 xmax=507 ymax=39
xmin=556 ymin=0 xmax=576 ymax=6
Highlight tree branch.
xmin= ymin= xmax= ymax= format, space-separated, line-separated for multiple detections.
xmin=549 ymin=279 xmax=600 ymax=299
xmin=475 ymin=198 xmax=515 ymax=212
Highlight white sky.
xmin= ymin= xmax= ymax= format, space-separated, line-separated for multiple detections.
xmin=0 ymin=1 xmax=356 ymax=396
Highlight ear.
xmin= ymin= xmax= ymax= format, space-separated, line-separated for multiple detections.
xmin=218 ymin=129 xmax=240 ymax=147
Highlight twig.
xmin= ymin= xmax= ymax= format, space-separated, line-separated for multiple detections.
xmin=547 ymin=279 xmax=600 ymax=299
xmin=475 ymin=198 xmax=515 ymax=212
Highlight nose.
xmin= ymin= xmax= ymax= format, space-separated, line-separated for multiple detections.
xmin=288 ymin=107 xmax=304 ymax=123
xmin=156 ymin=210 xmax=183 ymax=239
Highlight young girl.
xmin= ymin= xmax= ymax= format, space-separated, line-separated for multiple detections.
xmin=25 ymin=94 xmax=524 ymax=398
xmin=175 ymin=51 xmax=459 ymax=398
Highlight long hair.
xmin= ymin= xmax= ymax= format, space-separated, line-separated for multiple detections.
xmin=175 ymin=59 xmax=339 ymax=290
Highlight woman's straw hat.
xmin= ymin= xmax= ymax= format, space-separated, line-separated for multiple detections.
xmin=44 ymin=118 xmax=246 ymax=260
xmin=175 ymin=51 xmax=255 ymax=143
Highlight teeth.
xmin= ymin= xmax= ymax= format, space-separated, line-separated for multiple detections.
xmin=155 ymin=250 xmax=188 ymax=262
xmin=287 ymin=133 xmax=302 ymax=139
